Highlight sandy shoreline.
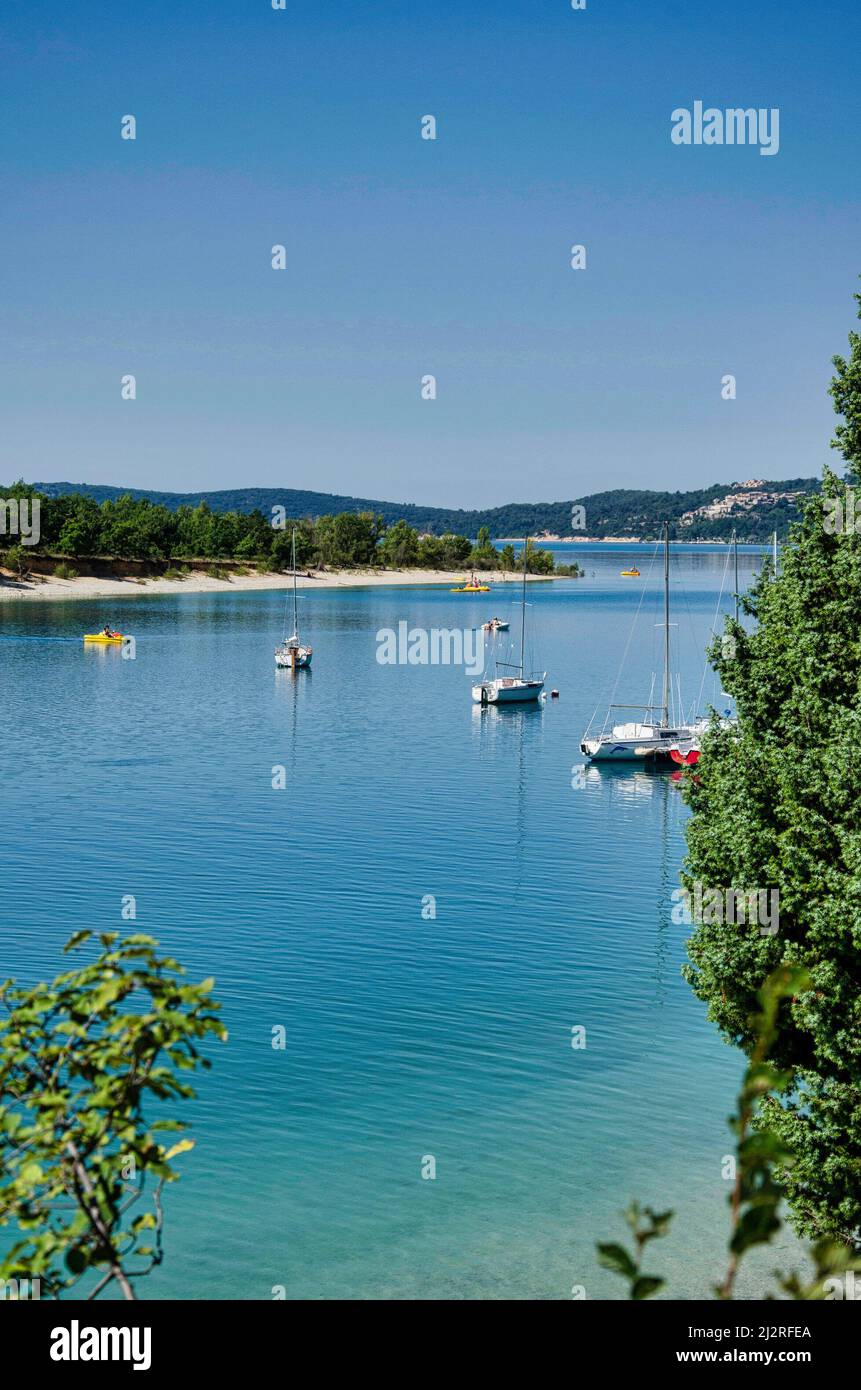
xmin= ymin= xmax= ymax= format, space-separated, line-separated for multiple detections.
xmin=0 ymin=568 xmax=552 ymax=604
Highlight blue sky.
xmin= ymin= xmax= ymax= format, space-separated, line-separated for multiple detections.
xmin=0 ymin=0 xmax=858 ymax=507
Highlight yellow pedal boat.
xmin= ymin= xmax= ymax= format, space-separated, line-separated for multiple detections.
xmin=620 ymin=568 xmax=641 ymax=578
xmin=83 ymin=632 xmax=125 ymax=644
xmin=451 ymin=584 xmax=490 ymax=593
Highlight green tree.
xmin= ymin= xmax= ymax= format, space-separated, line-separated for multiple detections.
xmin=235 ymin=509 xmax=271 ymax=559
xmin=525 ymin=544 xmax=554 ymax=574
xmin=681 ymin=292 xmax=861 ymax=1244
xmin=682 ymin=461 xmax=861 ymax=1243
xmin=0 ymin=932 xmax=226 ymax=1299
xmin=270 ymin=518 xmax=316 ymax=570
xmin=468 ymin=525 xmax=499 ymax=571
xmin=377 ymin=519 xmax=420 ymax=568
xmin=96 ymin=496 xmax=179 ymax=561
xmin=439 ymin=533 xmax=472 ymax=569
xmin=174 ymin=502 xmax=206 ymax=557
xmin=2 ymin=543 xmax=27 ymax=578
xmin=56 ymin=497 xmax=103 ymax=558
xmin=416 ymin=534 xmax=444 ymax=568
xmin=314 ymin=512 xmax=382 ymax=567
xmin=830 ymin=280 xmax=861 ymax=480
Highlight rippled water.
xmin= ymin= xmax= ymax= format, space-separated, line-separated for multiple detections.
xmin=0 ymin=546 xmax=805 ymax=1298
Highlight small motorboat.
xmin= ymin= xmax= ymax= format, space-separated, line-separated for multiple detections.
xmin=482 ymin=618 xmax=509 ymax=632
xmin=83 ymin=631 xmax=124 ymax=644
xmin=620 ymin=568 xmax=641 ymax=578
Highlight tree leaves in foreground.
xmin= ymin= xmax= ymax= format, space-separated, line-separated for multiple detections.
xmin=0 ymin=932 xmax=226 ymax=1299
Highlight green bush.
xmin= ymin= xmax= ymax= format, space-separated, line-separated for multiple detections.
xmin=3 ymin=544 xmax=26 ymax=577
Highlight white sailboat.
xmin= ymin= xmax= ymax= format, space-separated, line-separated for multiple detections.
xmin=275 ymin=529 xmax=313 ymax=670
xmin=472 ymin=538 xmax=545 ymax=705
xmin=580 ymin=523 xmax=707 ymax=761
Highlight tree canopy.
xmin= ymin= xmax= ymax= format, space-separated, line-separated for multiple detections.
xmin=0 ymin=487 xmax=570 ymax=574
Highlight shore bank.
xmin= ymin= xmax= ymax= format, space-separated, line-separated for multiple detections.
xmin=0 ymin=567 xmax=553 ymax=604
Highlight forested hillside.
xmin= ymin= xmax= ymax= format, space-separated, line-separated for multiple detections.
xmin=28 ymin=477 xmax=820 ymax=540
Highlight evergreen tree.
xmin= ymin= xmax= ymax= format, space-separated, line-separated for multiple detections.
xmin=683 ymin=286 xmax=861 ymax=1244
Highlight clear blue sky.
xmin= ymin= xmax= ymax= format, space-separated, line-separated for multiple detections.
xmin=1 ymin=0 xmax=858 ymax=507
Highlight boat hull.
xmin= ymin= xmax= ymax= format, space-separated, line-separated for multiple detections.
xmin=669 ymin=745 xmax=701 ymax=765
xmin=473 ymin=678 xmax=544 ymax=705
xmin=83 ymin=634 xmax=124 ymax=644
xmin=275 ymin=645 xmax=312 ymax=670
xmin=581 ymin=728 xmax=700 ymax=762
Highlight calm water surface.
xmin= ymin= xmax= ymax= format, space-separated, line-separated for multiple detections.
xmin=0 ymin=545 xmax=804 ymax=1298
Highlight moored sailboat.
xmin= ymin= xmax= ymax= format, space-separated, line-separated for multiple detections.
xmin=275 ymin=529 xmax=313 ymax=670
xmin=580 ymin=524 xmax=707 ymax=761
xmin=472 ymin=539 xmax=545 ymax=705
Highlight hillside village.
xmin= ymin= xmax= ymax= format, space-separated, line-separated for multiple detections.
xmin=678 ymin=480 xmax=806 ymax=528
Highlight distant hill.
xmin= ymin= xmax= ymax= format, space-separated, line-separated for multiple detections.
xmin=32 ymin=477 xmax=821 ymax=541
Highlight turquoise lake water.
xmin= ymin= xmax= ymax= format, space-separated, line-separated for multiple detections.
xmin=0 ymin=545 xmax=806 ymax=1299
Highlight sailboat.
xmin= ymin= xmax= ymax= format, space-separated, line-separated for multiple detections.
xmin=580 ymin=523 xmax=708 ymax=761
xmin=275 ymin=529 xmax=313 ymax=670
xmin=472 ymin=539 xmax=545 ymax=704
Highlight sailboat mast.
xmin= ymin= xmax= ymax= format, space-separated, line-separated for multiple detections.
xmin=773 ymin=529 xmax=778 ymax=577
xmin=733 ymin=529 xmax=739 ymax=623
xmin=292 ymin=528 xmax=298 ymax=637
xmin=519 ymin=537 xmax=528 ymax=677
xmin=662 ymin=522 xmax=670 ymax=727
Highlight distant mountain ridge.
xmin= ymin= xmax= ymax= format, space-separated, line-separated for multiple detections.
xmin=31 ymin=477 xmax=821 ymax=541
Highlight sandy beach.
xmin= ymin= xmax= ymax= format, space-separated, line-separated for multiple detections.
xmin=0 ymin=567 xmax=550 ymax=604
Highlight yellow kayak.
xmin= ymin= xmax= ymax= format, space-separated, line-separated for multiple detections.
xmin=451 ymin=584 xmax=490 ymax=593
xmin=620 ymin=568 xmax=641 ymax=578
xmin=83 ymin=632 xmax=125 ymax=644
